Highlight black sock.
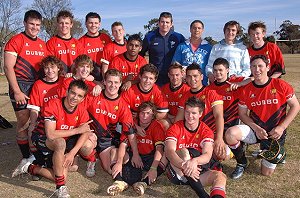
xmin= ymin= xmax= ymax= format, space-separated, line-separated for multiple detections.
xmin=18 ymin=143 xmax=31 ymax=158
xmin=231 ymin=142 xmax=247 ymax=165
xmin=186 ymin=176 xmax=209 ymax=198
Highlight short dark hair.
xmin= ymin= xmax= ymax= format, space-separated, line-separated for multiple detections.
xmin=24 ymin=10 xmax=42 ymax=22
xmin=57 ymin=10 xmax=74 ymax=23
xmin=85 ymin=12 xmax=101 ymax=22
xmin=138 ymin=101 xmax=157 ymax=118
xmin=168 ymin=61 xmax=183 ymax=72
xmin=185 ymin=96 xmax=205 ymax=113
xmin=139 ymin=64 xmax=159 ymax=79
xmin=248 ymin=21 xmax=266 ymax=34
xmin=40 ymin=55 xmax=64 ymax=76
xmin=159 ymin=12 xmax=173 ymax=22
xmin=213 ymin=58 xmax=229 ymax=69
xmin=104 ymin=68 xmax=123 ymax=82
xmin=127 ymin=34 xmax=142 ymax=45
xmin=111 ymin=21 xmax=123 ymax=29
xmin=190 ymin=20 xmax=204 ymax=29
xmin=250 ymin=55 xmax=269 ymax=65
xmin=223 ymin=20 xmax=240 ymax=34
xmin=68 ymin=80 xmax=89 ymax=96
xmin=186 ymin=62 xmax=202 ymax=74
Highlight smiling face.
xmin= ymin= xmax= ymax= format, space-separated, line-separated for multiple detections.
xmin=75 ymin=64 xmax=91 ymax=80
xmin=112 ymin=25 xmax=125 ymax=43
xmin=250 ymin=58 xmax=269 ymax=84
xmin=224 ymin=25 xmax=238 ymax=44
xmin=86 ymin=17 xmax=100 ymax=36
xmin=44 ymin=63 xmax=59 ymax=82
xmin=158 ymin=17 xmax=173 ymax=35
xmin=213 ymin=64 xmax=229 ymax=82
xmin=184 ymin=105 xmax=202 ymax=127
xmin=186 ymin=69 xmax=203 ymax=91
xmin=249 ymin=27 xmax=266 ymax=48
xmin=168 ymin=68 xmax=183 ymax=87
xmin=104 ymin=75 xmax=122 ymax=98
xmin=57 ymin=17 xmax=73 ymax=38
xmin=66 ymin=86 xmax=86 ymax=109
xmin=139 ymin=72 xmax=156 ymax=92
xmin=24 ymin=17 xmax=41 ymax=38
xmin=190 ymin=22 xmax=204 ymax=40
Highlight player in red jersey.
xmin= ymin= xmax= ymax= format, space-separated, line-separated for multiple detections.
xmin=57 ymin=54 xmax=102 ymax=98
xmin=101 ymin=21 xmax=127 ymax=78
xmin=4 ymin=10 xmax=47 ymax=174
xmin=79 ymin=12 xmax=112 ymax=81
xmin=248 ymin=21 xmax=285 ymax=78
xmin=15 ymin=80 xmax=97 ymax=198
xmin=106 ymin=101 xmax=166 ymax=196
xmin=161 ymin=62 xmax=189 ymax=123
xmin=165 ymin=97 xmax=227 ymax=198
xmin=225 ymin=55 xmax=299 ymax=179
xmin=85 ymin=69 xmax=141 ymax=180
xmin=46 ymin=10 xmax=84 ymax=72
xmin=110 ymin=34 xmax=147 ymax=91
xmin=174 ymin=63 xmax=226 ymax=160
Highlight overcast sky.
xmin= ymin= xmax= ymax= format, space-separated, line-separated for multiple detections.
xmin=22 ymin=0 xmax=300 ymax=40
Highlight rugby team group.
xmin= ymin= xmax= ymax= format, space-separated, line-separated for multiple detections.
xmin=3 ymin=8 xmax=300 ymax=198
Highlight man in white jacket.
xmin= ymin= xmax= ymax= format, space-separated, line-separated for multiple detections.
xmin=206 ymin=20 xmax=250 ymax=83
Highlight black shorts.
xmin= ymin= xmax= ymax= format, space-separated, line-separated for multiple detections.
xmin=128 ymin=151 xmax=155 ymax=171
xmin=96 ymin=136 xmax=120 ymax=153
xmin=9 ymin=80 xmax=34 ymax=111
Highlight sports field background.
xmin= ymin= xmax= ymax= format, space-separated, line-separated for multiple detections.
xmin=0 ymin=54 xmax=299 ymax=197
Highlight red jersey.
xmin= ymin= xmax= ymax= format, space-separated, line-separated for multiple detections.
xmin=207 ymin=76 xmax=244 ymax=130
xmin=101 ymin=41 xmax=127 ymax=65
xmin=248 ymin=42 xmax=285 ymax=76
xmin=46 ymin=35 xmax=84 ymax=72
xmin=239 ymin=78 xmax=294 ymax=133
xmin=178 ymin=87 xmax=223 ymax=131
xmin=57 ymin=77 xmax=96 ymax=98
xmin=136 ymin=120 xmax=165 ymax=155
xmin=34 ymin=97 xmax=89 ymax=138
xmin=4 ymin=32 xmax=47 ymax=81
xmin=166 ymin=120 xmax=214 ymax=153
xmin=86 ymin=92 xmax=135 ymax=138
xmin=27 ymin=77 xmax=64 ymax=112
xmin=122 ymin=84 xmax=169 ymax=113
xmin=109 ymin=53 xmax=147 ymax=81
xmin=161 ymin=83 xmax=190 ymax=116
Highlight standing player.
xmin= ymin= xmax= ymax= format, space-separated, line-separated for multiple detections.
xmin=161 ymin=62 xmax=189 ymax=123
xmin=79 ymin=12 xmax=112 ymax=81
xmin=206 ymin=20 xmax=251 ymax=83
xmin=172 ymin=20 xmax=212 ymax=86
xmin=46 ymin=10 xmax=84 ymax=72
xmin=14 ymin=80 xmax=97 ymax=198
xmin=101 ymin=22 xmax=127 ymax=78
xmin=109 ymin=34 xmax=147 ymax=91
xmin=4 ymin=10 xmax=47 ymax=175
xmin=140 ymin=12 xmax=185 ymax=86
xmin=248 ymin=21 xmax=285 ymax=78
xmin=166 ymin=97 xmax=227 ymax=198
xmin=175 ymin=63 xmax=226 ymax=161
xmin=225 ymin=55 xmax=299 ymax=179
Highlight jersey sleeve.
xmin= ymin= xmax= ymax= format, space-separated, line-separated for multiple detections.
xmin=154 ymin=86 xmax=169 ymax=113
xmin=46 ymin=38 xmax=56 ymax=56
xmin=43 ymin=99 xmax=59 ymax=122
xmin=4 ymin=35 xmax=22 ymax=56
xmin=101 ymin=44 xmax=112 ymax=65
xmin=151 ymin=121 xmax=166 ymax=146
xmin=199 ymin=123 xmax=215 ymax=148
xmin=207 ymin=89 xmax=223 ymax=108
xmin=27 ymin=82 xmax=42 ymax=111
xmin=119 ymin=100 xmax=136 ymax=135
xmin=165 ymin=123 xmax=180 ymax=143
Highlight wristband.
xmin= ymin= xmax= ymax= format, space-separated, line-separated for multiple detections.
xmin=150 ymin=166 xmax=157 ymax=171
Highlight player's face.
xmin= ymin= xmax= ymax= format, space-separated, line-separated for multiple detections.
xmin=112 ymin=25 xmax=125 ymax=42
xmin=57 ymin=17 xmax=73 ymax=37
xmin=249 ymin=28 xmax=265 ymax=46
xmin=139 ymin=107 xmax=154 ymax=125
xmin=66 ymin=86 xmax=86 ymax=108
xmin=127 ymin=40 xmax=142 ymax=57
xmin=86 ymin=17 xmax=100 ymax=35
xmin=250 ymin=58 xmax=269 ymax=82
xmin=213 ymin=64 xmax=229 ymax=82
xmin=190 ymin=22 xmax=204 ymax=39
xmin=168 ymin=68 xmax=183 ymax=87
xmin=186 ymin=69 xmax=203 ymax=90
xmin=104 ymin=75 xmax=122 ymax=98
xmin=184 ymin=105 xmax=202 ymax=126
xmin=24 ymin=17 xmax=41 ymax=38
xmin=76 ymin=64 xmax=91 ymax=80
xmin=139 ymin=72 xmax=156 ymax=92
xmin=225 ymin=25 xmax=238 ymax=43
xmin=158 ymin=17 xmax=173 ymax=34
xmin=44 ymin=63 xmax=59 ymax=82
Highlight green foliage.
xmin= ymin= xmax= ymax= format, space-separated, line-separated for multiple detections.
xmin=144 ymin=18 xmax=159 ymax=32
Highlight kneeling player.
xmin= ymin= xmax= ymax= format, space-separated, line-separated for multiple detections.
xmin=165 ymin=97 xmax=227 ymax=198
xmin=16 ymin=80 xmax=97 ymax=198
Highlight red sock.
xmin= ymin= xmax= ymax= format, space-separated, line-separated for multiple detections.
xmin=55 ymin=175 xmax=65 ymax=189
xmin=81 ymin=149 xmax=96 ymax=162
xmin=210 ymin=187 xmax=226 ymax=198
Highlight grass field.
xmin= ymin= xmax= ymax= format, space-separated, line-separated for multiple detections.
xmin=0 ymin=54 xmax=299 ymax=197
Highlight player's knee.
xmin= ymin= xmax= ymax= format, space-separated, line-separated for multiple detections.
xmin=261 ymin=159 xmax=276 ymax=176
xmin=212 ymin=170 xmax=227 ymax=184
xmin=225 ymin=127 xmax=238 ymax=144
xmin=53 ymin=138 xmax=66 ymax=151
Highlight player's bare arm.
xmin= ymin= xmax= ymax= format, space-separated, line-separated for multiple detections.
xmin=111 ymin=142 xmax=127 ymax=179
xmin=145 ymin=144 xmax=163 ymax=184
xmin=212 ymin=104 xmax=226 ymax=159
xmin=174 ymin=108 xmax=184 ymax=123
xmin=127 ymin=133 xmax=143 ymax=168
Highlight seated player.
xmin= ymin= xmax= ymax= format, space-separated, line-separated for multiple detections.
xmin=225 ymin=55 xmax=299 ymax=179
xmin=165 ymin=96 xmax=227 ymax=198
xmin=106 ymin=101 xmax=166 ymax=196
xmin=85 ymin=69 xmax=141 ymax=178
xmin=109 ymin=34 xmax=147 ymax=91
xmin=161 ymin=62 xmax=189 ymax=124
xmin=15 ymin=80 xmax=97 ymax=198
